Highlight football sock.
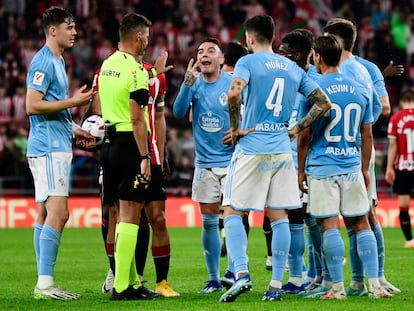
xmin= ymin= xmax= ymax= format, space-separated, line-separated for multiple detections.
xmin=106 ymin=242 xmax=115 ymax=273
xmin=307 ymin=242 xmax=316 ymax=280
xmin=288 ymin=223 xmax=305 ymax=281
xmin=242 ymin=213 xmax=250 ymax=237
xmin=130 ymin=254 xmax=140 ymax=288
xmin=347 ymin=227 xmax=364 ymax=282
xmin=224 ymin=215 xmax=248 ymax=274
xmin=399 ymin=209 xmax=412 ymax=241
xmin=263 ymin=215 xmax=272 ymax=256
xmin=271 ymin=218 xmax=290 ymax=282
xmin=101 ymin=218 xmax=108 ymax=246
xmin=135 ymin=223 xmax=150 ymax=276
xmin=304 ymin=217 xmax=322 ymax=278
xmin=38 ymin=224 xmax=60 ymax=276
xmin=152 ymin=244 xmax=171 ymax=283
xmin=102 ymin=214 xmax=115 ymax=273
xmin=226 ymin=252 xmax=234 ymax=274
xmin=34 ymin=223 xmax=43 ymax=268
xmin=321 ymin=243 xmax=332 ymax=282
xmin=36 ymin=275 xmax=54 ymax=289
xmin=270 ymin=280 xmax=282 ymax=289
xmin=371 ymin=222 xmax=385 ymax=278
xmin=357 ymin=229 xmax=379 ymax=279
xmin=322 ymin=229 xmax=344 ymax=284
xmin=114 ymin=222 xmax=138 ymax=292
xmin=219 ymin=217 xmax=224 ymax=230
xmin=201 ymin=214 xmax=220 ymax=281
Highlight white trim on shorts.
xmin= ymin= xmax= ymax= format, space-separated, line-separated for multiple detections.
xmin=28 ymin=152 xmax=73 ymax=202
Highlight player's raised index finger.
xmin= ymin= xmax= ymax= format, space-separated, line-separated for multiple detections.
xmin=186 ymin=58 xmax=194 ymax=71
xmin=192 ymin=59 xmax=201 ymax=71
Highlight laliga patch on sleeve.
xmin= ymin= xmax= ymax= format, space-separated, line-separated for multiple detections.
xmin=33 ymin=71 xmax=45 ymax=86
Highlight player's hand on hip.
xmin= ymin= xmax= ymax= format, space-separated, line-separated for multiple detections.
xmin=184 ymin=58 xmax=200 ymax=87
xmin=227 ymin=127 xmax=255 ymax=145
xmin=222 ymin=129 xmax=233 ymax=145
xmin=288 ymin=125 xmax=299 ymax=141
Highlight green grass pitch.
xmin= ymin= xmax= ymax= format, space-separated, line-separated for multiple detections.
xmin=0 ymin=227 xmax=412 ymax=310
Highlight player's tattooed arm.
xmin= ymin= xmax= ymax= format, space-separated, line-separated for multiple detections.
xmin=226 ymin=78 xmax=250 ymax=145
xmin=289 ymin=88 xmax=331 ymax=140
xmin=228 ymin=78 xmax=245 ymax=130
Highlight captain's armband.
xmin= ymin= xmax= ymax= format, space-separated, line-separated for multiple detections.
xmin=131 ymin=89 xmax=149 ymax=108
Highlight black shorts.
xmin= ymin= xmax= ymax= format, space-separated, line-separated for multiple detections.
xmin=100 ymin=132 xmax=145 ymax=205
xmin=144 ymin=164 xmax=167 ymax=203
xmin=393 ymin=170 xmax=414 ymax=195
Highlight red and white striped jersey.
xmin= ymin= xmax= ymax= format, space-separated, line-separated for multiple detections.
xmin=388 ymin=108 xmax=414 ymax=170
xmin=143 ymin=61 xmax=166 ymax=166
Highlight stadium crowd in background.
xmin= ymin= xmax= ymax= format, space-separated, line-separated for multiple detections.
xmin=0 ymin=0 xmax=412 ymax=195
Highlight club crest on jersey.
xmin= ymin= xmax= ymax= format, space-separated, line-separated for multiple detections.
xmin=219 ymin=92 xmax=228 ymax=106
xmin=58 ymin=177 xmax=66 ymax=188
xmin=33 ymin=71 xmax=45 ymax=86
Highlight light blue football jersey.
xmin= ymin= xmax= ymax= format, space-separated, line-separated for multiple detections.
xmin=26 ymin=45 xmax=72 ymax=156
xmin=303 ymin=73 xmax=373 ymax=178
xmin=290 ymin=64 xmax=322 ymax=172
xmin=355 ymin=56 xmax=388 ymax=98
xmin=233 ymin=51 xmax=319 ymax=154
xmin=340 ymin=57 xmax=382 ymax=122
xmin=173 ymin=71 xmax=234 ymax=168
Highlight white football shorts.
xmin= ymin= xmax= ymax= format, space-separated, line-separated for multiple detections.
xmin=28 ymin=152 xmax=73 ymax=202
xmin=223 ymin=151 xmax=300 ymax=212
xmin=308 ymin=171 xmax=370 ymax=218
xmin=192 ymin=166 xmax=228 ymax=203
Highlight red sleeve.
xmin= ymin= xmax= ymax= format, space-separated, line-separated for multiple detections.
xmin=155 ymin=73 xmax=166 ymax=112
xmin=92 ymin=68 xmax=101 ymax=93
xmin=387 ymin=113 xmax=398 ymax=138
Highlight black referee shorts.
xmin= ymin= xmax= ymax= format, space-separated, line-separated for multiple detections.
xmin=100 ymin=132 xmax=146 ymax=205
xmin=393 ymin=170 xmax=414 ymax=195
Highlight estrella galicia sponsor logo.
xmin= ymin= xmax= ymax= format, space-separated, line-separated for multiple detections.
xmin=198 ymin=111 xmax=223 ymax=132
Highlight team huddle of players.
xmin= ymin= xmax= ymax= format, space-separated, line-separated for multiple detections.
xmin=27 ymin=5 xmax=411 ymax=303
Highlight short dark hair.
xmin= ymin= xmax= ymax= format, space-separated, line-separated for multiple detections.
xmin=119 ymin=13 xmax=152 ymax=41
xmin=323 ymin=18 xmax=356 ymax=52
xmin=400 ymin=89 xmax=414 ymax=102
xmin=281 ymin=29 xmax=314 ymax=54
xmin=314 ymin=35 xmax=343 ymax=67
xmin=224 ymin=42 xmax=247 ymax=67
xmin=198 ymin=37 xmax=222 ymax=51
xmin=42 ymin=6 xmax=75 ymax=33
xmin=244 ymin=15 xmax=275 ymax=45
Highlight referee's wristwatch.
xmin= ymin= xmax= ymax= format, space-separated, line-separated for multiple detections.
xmin=140 ymin=152 xmax=151 ymax=160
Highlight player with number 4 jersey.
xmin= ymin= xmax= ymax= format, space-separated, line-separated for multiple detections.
xmin=220 ymin=15 xmax=331 ymax=303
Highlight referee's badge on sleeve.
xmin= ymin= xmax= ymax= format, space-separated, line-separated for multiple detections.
xmin=33 ymin=72 xmax=45 ymax=86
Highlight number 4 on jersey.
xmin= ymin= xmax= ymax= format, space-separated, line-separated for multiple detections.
xmin=265 ymin=78 xmax=285 ymax=117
